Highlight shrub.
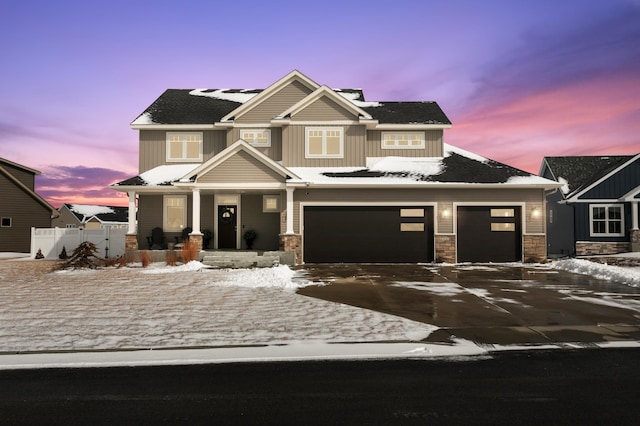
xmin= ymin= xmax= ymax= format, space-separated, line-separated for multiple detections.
xmin=118 ymin=251 xmax=134 ymax=268
xmin=139 ymin=250 xmax=152 ymax=268
xmin=62 ymin=241 xmax=100 ymax=269
xmin=180 ymin=240 xmax=199 ymax=263
xmin=165 ymin=249 xmax=178 ymax=266
xmin=104 ymin=257 xmax=119 ymax=267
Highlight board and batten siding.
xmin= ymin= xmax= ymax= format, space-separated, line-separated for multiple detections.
xmin=366 ymin=130 xmax=443 ymax=158
xmin=197 ymin=151 xmax=285 ymax=184
xmin=581 ymin=157 xmax=640 ymax=199
xmin=229 ymin=128 xmax=282 ymax=161
xmin=288 ymin=187 xmax=546 ymax=235
xmin=139 ymin=130 xmax=226 ymax=173
xmin=290 ymin=97 xmax=358 ymax=121
xmin=234 ymin=80 xmax=313 ymax=123
xmin=281 ymin=124 xmax=366 ymax=167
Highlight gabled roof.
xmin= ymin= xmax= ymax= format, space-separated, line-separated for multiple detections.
xmin=0 ymin=157 xmax=40 ymax=175
xmin=131 ymin=70 xmax=451 ymax=128
xmin=0 ymin=163 xmax=57 ymax=216
xmin=61 ymin=204 xmax=128 ymax=223
xmin=276 ymin=85 xmax=373 ymax=120
xmin=541 ymin=155 xmax=635 ymax=198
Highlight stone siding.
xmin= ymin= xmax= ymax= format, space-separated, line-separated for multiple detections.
xmin=575 ymin=241 xmax=630 ymax=256
xmin=280 ymin=234 xmax=302 ymax=264
xmin=189 ymin=234 xmax=203 ymax=251
xmin=125 ymin=234 xmax=138 ymax=251
xmin=631 ymin=229 xmax=640 ymax=252
xmin=435 ymin=235 xmax=456 ymax=263
xmin=523 ymin=234 xmax=547 ymax=263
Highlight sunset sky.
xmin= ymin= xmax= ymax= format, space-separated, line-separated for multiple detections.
xmin=1 ymin=0 xmax=638 ymax=207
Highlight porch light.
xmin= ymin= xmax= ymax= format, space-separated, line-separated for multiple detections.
xmin=442 ymin=208 xmax=451 ymax=218
xmin=531 ymin=207 xmax=541 ymax=218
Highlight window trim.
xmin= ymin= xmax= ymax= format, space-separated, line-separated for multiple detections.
xmin=381 ymin=132 xmax=425 ymax=150
xmin=263 ymin=195 xmax=280 ymax=213
xmin=240 ymin=129 xmax=271 ymax=147
xmin=305 ymin=127 xmax=344 ymax=159
xmin=589 ymin=204 xmax=624 ymax=237
xmin=163 ymin=195 xmax=187 ymax=232
xmin=166 ymin=132 xmax=203 ymax=162
xmin=1 ymin=217 xmax=11 ymax=228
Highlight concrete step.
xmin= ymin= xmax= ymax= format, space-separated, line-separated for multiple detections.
xmin=202 ymin=254 xmax=280 ymax=269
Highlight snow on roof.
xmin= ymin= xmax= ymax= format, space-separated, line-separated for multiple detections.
xmin=139 ymin=164 xmax=201 ymax=185
xmin=558 ymin=176 xmax=570 ymax=194
xmin=131 ymin=112 xmax=154 ymax=125
xmin=189 ymin=89 xmax=259 ymax=103
xmin=335 ymin=90 xmax=381 ymax=108
xmin=505 ymin=175 xmax=560 ymax=185
xmin=443 ymin=143 xmax=489 ymax=163
xmin=70 ymin=204 xmax=115 ymax=217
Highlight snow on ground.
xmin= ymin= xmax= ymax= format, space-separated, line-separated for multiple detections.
xmin=551 ymin=258 xmax=640 ymax=287
xmin=0 ymin=261 xmax=434 ymax=353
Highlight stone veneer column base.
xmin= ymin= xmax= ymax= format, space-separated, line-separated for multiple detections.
xmin=631 ymin=229 xmax=640 ymax=252
xmin=280 ymin=234 xmax=302 ymax=265
xmin=125 ymin=234 xmax=138 ymax=251
xmin=576 ymin=241 xmax=631 ymax=256
xmin=189 ymin=234 xmax=203 ymax=251
xmin=435 ymin=235 xmax=456 ymax=263
xmin=523 ymin=235 xmax=547 ymax=263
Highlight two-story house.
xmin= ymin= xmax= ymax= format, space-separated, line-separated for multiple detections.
xmin=112 ymin=70 xmax=559 ymax=263
xmin=0 ymin=157 xmax=58 ymax=253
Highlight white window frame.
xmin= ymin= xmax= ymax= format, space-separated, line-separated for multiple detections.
xmin=589 ymin=204 xmax=624 ymax=237
xmin=163 ymin=195 xmax=187 ymax=232
xmin=381 ymin=132 xmax=425 ymax=149
xmin=305 ymin=127 xmax=344 ymax=159
xmin=1 ymin=217 xmax=11 ymax=228
xmin=166 ymin=132 xmax=203 ymax=162
xmin=241 ymin=129 xmax=271 ymax=147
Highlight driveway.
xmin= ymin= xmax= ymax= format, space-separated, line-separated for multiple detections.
xmin=296 ymin=264 xmax=640 ymax=347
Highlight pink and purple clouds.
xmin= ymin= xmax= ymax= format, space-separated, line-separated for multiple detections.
xmin=1 ymin=0 xmax=638 ymax=206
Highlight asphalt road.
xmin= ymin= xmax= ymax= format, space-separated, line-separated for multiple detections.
xmin=1 ymin=348 xmax=639 ymax=425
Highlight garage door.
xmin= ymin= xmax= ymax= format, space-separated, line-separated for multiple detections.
xmin=457 ymin=206 xmax=522 ymax=262
xmin=303 ymin=206 xmax=433 ymax=263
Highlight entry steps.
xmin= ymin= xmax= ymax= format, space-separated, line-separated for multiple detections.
xmin=201 ymin=251 xmax=295 ymax=269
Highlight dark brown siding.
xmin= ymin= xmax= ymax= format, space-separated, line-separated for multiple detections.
xmin=0 ymin=174 xmax=52 ymax=252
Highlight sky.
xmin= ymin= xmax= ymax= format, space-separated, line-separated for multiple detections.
xmin=1 ymin=0 xmax=638 ymax=207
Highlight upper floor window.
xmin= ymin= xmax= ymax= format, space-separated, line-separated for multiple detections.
xmin=305 ymin=127 xmax=343 ymax=159
xmin=381 ymin=132 xmax=425 ymax=149
xmin=167 ymin=132 xmax=203 ymax=162
xmin=590 ymin=204 xmax=624 ymax=237
xmin=241 ymin=129 xmax=271 ymax=147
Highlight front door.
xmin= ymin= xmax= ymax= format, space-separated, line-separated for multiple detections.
xmin=218 ymin=205 xmax=237 ymax=249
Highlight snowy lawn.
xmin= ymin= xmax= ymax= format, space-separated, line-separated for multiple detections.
xmin=0 ymin=261 xmax=434 ymax=353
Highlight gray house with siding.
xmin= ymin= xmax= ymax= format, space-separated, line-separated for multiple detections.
xmin=113 ymin=70 xmax=560 ymax=263
xmin=540 ymin=154 xmax=640 ymax=256
xmin=0 ymin=158 xmax=58 ymax=253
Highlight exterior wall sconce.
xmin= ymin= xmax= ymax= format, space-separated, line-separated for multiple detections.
xmin=442 ymin=208 xmax=451 ymax=218
xmin=531 ymin=207 xmax=541 ymax=219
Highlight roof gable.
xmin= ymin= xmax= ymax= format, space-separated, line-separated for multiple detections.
xmin=568 ymin=154 xmax=640 ymax=201
xmin=277 ymin=85 xmax=373 ymax=121
xmin=0 ymin=165 xmax=57 ymax=216
xmin=220 ymin=70 xmax=320 ymax=123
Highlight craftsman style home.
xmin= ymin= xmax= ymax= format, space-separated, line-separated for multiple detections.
xmin=113 ymin=70 xmax=559 ymax=263
xmin=540 ymin=154 xmax=640 ymax=256
xmin=0 ymin=158 xmax=57 ymax=252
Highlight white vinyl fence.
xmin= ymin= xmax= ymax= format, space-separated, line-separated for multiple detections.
xmin=30 ymin=227 xmax=127 ymax=260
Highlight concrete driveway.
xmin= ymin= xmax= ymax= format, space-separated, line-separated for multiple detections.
xmin=296 ymin=264 xmax=640 ymax=347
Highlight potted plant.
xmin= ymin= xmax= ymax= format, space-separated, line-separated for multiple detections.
xmin=202 ymin=228 xmax=213 ymax=249
xmin=243 ymin=229 xmax=257 ymax=249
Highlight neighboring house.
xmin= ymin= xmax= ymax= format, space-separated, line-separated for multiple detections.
xmin=53 ymin=204 xmax=129 ymax=229
xmin=0 ymin=157 xmax=58 ymax=252
xmin=540 ymin=154 xmax=640 ymax=256
xmin=112 ymin=70 xmax=559 ymax=263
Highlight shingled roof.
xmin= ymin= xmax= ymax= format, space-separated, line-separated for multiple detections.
xmin=132 ymin=88 xmax=450 ymax=126
xmin=542 ymin=155 xmax=633 ymax=198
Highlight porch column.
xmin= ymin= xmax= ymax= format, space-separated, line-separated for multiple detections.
xmin=286 ymin=187 xmax=295 ymax=234
xmin=631 ymin=201 xmax=640 ymax=252
xmin=127 ymin=191 xmax=137 ymax=235
xmin=632 ymin=201 xmax=639 ymax=230
xmin=191 ymin=188 xmax=201 ymax=234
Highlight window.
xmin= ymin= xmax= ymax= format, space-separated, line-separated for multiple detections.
xmin=241 ymin=129 xmax=271 ymax=147
xmin=166 ymin=132 xmax=203 ymax=162
xmin=491 ymin=222 xmax=515 ymax=232
xmin=401 ymin=223 xmax=424 ymax=232
xmin=590 ymin=204 xmax=624 ymax=236
xmin=400 ymin=208 xmax=424 ymax=217
xmin=381 ymin=132 xmax=425 ymax=149
xmin=1 ymin=217 xmax=11 ymax=227
xmin=491 ymin=208 xmax=515 ymax=217
xmin=263 ymin=195 xmax=280 ymax=213
xmin=305 ymin=127 xmax=343 ymax=158
xmin=163 ymin=195 xmax=187 ymax=231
